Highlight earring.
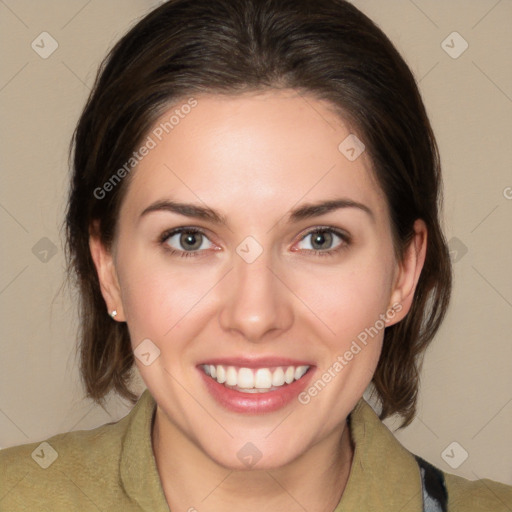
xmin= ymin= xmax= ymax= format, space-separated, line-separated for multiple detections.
xmin=110 ymin=310 xmax=118 ymax=319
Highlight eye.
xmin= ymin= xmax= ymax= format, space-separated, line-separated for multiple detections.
xmin=295 ymin=227 xmax=350 ymax=257
xmin=159 ymin=227 xmax=215 ymax=257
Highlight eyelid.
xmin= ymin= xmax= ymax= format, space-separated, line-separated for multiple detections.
xmin=297 ymin=225 xmax=351 ymax=243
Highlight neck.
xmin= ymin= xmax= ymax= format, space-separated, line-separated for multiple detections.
xmin=152 ymin=408 xmax=354 ymax=512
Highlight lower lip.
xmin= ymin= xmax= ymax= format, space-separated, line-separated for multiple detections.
xmin=199 ymin=368 xmax=315 ymax=414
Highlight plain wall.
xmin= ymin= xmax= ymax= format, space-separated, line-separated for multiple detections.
xmin=0 ymin=0 xmax=511 ymax=485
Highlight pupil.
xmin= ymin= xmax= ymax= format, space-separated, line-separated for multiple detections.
xmin=181 ymin=232 xmax=201 ymax=250
xmin=313 ymin=231 xmax=331 ymax=250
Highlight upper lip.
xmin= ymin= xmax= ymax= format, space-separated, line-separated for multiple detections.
xmin=198 ymin=357 xmax=314 ymax=368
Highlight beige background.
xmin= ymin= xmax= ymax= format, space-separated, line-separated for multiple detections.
xmin=1 ymin=0 xmax=511 ymax=486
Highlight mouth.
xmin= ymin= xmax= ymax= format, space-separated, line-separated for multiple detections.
xmin=200 ymin=364 xmax=310 ymax=393
xmin=198 ymin=359 xmax=314 ymax=413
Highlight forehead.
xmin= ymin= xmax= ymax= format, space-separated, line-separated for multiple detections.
xmin=119 ymin=90 xmax=388 ymax=228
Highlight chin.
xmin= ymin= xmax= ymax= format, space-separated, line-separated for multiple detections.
xmin=201 ymin=439 xmax=306 ymax=472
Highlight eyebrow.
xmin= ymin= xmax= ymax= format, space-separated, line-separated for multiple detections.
xmin=139 ymin=198 xmax=374 ymax=225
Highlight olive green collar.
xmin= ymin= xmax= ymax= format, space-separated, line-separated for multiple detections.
xmin=334 ymin=397 xmax=423 ymax=510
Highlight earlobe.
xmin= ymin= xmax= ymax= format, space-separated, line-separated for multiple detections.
xmin=89 ymin=225 xmax=125 ymax=322
xmin=387 ymin=219 xmax=428 ymax=325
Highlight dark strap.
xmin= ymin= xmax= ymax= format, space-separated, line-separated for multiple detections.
xmin=415 ymin=455 xmax=448 ymax=512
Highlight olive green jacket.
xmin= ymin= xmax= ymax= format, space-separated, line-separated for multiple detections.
xmin=1 ymin=389 xmax=511 ymax=511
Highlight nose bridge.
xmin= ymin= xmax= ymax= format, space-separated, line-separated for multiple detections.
xmin=218 ymin=240 xmax=292 ymax=341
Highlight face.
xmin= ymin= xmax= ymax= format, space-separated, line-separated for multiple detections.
xmin=91 ymin=89 xmax=425 ymax=470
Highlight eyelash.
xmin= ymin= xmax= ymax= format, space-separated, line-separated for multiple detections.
xmin=158 ymin=226 xmax=351 ymax=259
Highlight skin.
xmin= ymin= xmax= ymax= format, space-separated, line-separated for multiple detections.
xmin=89 ymin=89 xmax=427 ymax=511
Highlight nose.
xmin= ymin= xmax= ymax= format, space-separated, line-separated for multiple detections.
xmin=218 ymin=246 xmax=294 ymax=343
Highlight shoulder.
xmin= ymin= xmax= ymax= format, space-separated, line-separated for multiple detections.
xmin=0 ymin=406 xmax=132 ymax=511
xmin=415 ymin=454 xmax=512 ymax=511
xmin=351 ymin=399 xmax=512 ymax=511
xmin=443 ymin=471 xmax=512 ymax=512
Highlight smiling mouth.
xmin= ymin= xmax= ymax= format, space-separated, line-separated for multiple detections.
xmin=200 ymin=364 xmax=311 ymax=393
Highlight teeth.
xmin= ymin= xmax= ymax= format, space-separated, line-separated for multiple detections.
xmin=238 ymin=368 xmax=254 ymax=388
xmin=254 ymin=368 xmax=272 ymax=389
xmin=202 ymin=364 xmax=310 ymax=391
xmin=216 ymin=365 xmax=226 ymax=384
xmin=295 ymin=366 xmax=308 ymax=380
xmin=226 ymin=366 xmax=237 ymax=386
xmin=284 ymin=366 xmax=295 ymax=384
xmin=272 ymin=367 xmax=285 ymax=386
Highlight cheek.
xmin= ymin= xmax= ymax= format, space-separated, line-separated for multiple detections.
xmin=298 ymin=252 xmax=394 ymax=346
xmin=117 ymin=248 xmax=222 ymax=360
xmin=294 ymin=257 xmax=393 ymax=421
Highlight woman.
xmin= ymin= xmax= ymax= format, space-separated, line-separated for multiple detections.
xmin=1 ymin=0 xmax=510 ymax=510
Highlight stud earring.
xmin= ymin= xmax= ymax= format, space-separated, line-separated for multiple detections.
xmin=110 ymin=310 xmax=118 ymax=319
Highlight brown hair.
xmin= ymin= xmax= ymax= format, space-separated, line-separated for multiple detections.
xmin=65 ymin=0 xmax=452 ymax=427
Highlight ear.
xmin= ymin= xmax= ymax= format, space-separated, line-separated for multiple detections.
xmin=386 ymin=219 xmax=427 ymax=326
xmin=89 ymin=221 xmax=125 ymax=321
